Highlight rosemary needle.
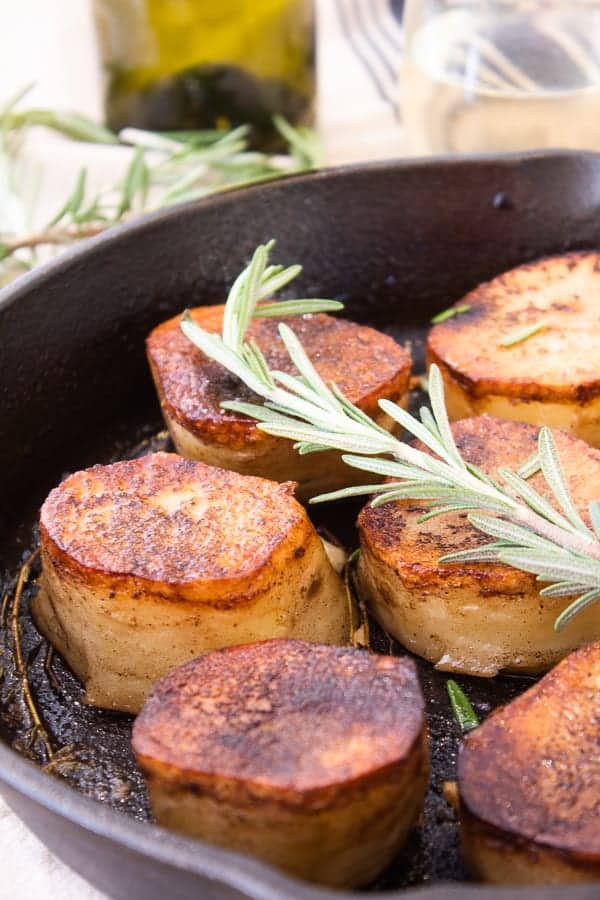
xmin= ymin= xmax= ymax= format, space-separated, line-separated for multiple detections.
xmin=430 ymin=304 xmax=471 ymax=324
xmin=447 ymin=680 xmax=480 ymax=732
xmin=499 ymin=321 xmax=546 ymax=347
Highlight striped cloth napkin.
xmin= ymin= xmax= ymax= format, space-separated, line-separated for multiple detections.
xmin=318 ymin=0 xmax=407 ymax=163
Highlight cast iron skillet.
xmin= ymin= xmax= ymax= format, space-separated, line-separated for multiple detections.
xmin=0 ymin=153 xmax=599 ymax=900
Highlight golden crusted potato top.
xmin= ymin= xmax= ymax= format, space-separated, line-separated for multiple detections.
xmin=147 ymin=306 xmax=411 ymax=448
xmin=459 ymin=642 xmax=600 ymax=858
xmin=428 ymin=252 xmax=600 ymax=402
xmin=359 ymin=416 xmax=600 ymax=591
xmin=133 ymin=640 xmax=424 ymax=801
xmin=40 ymin=453 xmax=308 ymax=587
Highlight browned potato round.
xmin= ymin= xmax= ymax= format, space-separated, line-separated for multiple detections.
xmin=427 ymin=252 xmax=600 ymax=446
xmin=32 ymin=453 xmax=348 ymax=713
xmin=459 ymin=642 xmax=600 ymax=884
xmin=147 ymin=306 xmax=411 ymax=500
xmin=358 ymin=417 xmax=600 ymax=676
xmin=132 ymin=639 xmax=428 ymax=888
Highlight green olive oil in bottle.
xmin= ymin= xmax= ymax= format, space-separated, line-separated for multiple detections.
xmin=94 ymin=0 xmax=314 ymax=148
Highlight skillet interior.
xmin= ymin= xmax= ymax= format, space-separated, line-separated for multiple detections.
xmin=1 ymin=153 xmax=600 ymax=900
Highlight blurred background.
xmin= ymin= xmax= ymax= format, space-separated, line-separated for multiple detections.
xmin=2 ymin=0 xmax=600 ymax=283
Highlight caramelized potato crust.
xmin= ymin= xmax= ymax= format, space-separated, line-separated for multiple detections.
xmin=358 ymin=417 xmax=600 ymax=675
xmin=147 ymin=306 xmax=411 ymax=497
xmin=459 ymin=643 xmax=600 ymax=884
xmin=427 ymin=252 xmax=600 ymax=445
xmin=33 ymin=454 xmax=348 ymax=712
xmin=133 ymin=639 xmax=429 ymax=887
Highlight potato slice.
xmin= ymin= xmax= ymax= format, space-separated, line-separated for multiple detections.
xmin=32 ymin=453 xmax=348 ymax=713
xmin=132 ymin=639 xmax=428 ymax=888
xmin=459 ymin=642 xmax=600 ymax=884
xmin=358 ymin=417 xmax=600 ymax=676
xmin=427 ymin=252 xmax=600 ymax=446
xmin=147 ymin=307 xmax=411 ymax=500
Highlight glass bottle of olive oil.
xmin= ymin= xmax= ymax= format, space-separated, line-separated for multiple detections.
xmin=94 ymin=0 xmax=314 ymax=149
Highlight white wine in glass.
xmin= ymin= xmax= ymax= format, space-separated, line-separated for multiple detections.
xmin=402 ymin=1 xmax=600 ymax=154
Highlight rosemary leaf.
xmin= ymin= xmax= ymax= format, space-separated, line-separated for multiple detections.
xmin=499 ymin=321 xmax=546 ymax=347
xmin=365 ymin=482 xmax=460 ymax=502
xmin=420 ymin=405 xmax=442 ymax=440
xmin=255 ymin=299 xmax=343 ymax=317
xmin=331 ymin=384 xmax=391 ymax=434
xmin=419 ymin=488 xmax=511 ymax=511
xmin=516 ymin=452 xmax=541 ymax=479
xmin=295 ymin=442 xmax=331 ymax=455
xmin=221 ymin=401 xmax=284 ymax=424
xmin=369 ymin=489 xmax=422 ymax=508
xmin=244 ymin=340 xmax=275 ymax=389
xmin=309 ymin=482 xmax=407 ymax=503
xmin=260 ymin=422 xmax=395 ymax=456
xmin=5 ymin=109 xmax=118 ymax=144
xmin=381 ymin=479 xmax=454 ymax=497
xmin=447 ymin=680 xmax=480 ymax=732
xmin=68 ymin=168 xmax=87 ymax=214
xmin=279 ymin=323 xmax=343 ymax=410
xmin=378 ymin=398 xmax=452 ymax=465
xmin=430 ymin=304 xmax=471 ymax=324
xmin=465 ymin=462 xmax=501 ymax=490
xmin=265 ymin=397 xmax=336 ymax=427
xmin=119 ymin=128 xmax=184 ymax=152
xmin=239 ymin=242 xmax=269 ymax=346
xmin=539 ymin=581 xmax=589 ymax=599
xmin=498 ymin=549 xmax=600 ymax=584
xmin=273 ymin=114 xmax=320 ymax=168
xmin=439 ymin=541 xmax=512 ymax=564
xmin=117 ymin=147 xmax=149 ymax=218
xmin=0 ymin=82 xmax=35 ymax=118
xmin=46 ymin=168 xmax=87 ymax=227
xmin=428 ymin=365 xmax=467 ymax=470
xmin=271 ymin=371 xmax=337 ymax=413
xmin=340 ymin=454 xmax=431 ymax=480
xmin=417 ymin=503 xmax=485 ymax=522
xmin=257 ymin=264 xmax=303 ymax=297
xmin=538 ymin=427 xmax=593 ymax=536
xmin=466 ymin=513 xmax=562 ymax=552
xmin=498 ymin=467 xmax=579 ymax=535
xmin=554 ymin=587 xmax=600 ymax=630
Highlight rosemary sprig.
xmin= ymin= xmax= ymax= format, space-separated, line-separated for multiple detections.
xmin=447 ymin=680 xmax=480 ymax=732
xmin=180 ymin=247 xmax=600 ymax=631
xmin=0 ymin=92 xmax=320 ymax=280
xmin=182 ymin=240 xmax=343 ymax=364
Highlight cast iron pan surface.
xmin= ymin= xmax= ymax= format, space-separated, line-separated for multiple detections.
xmin=0 ymin=153 xmax=599 ymax=900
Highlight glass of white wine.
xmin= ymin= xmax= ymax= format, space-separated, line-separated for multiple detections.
xmin=401 ymin=0 xmax=600 ymax=154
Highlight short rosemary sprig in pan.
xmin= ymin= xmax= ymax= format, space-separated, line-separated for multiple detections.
xmin=180 ymin=248 xmax=600 ymax=631
xmin=181 ymin=240 xmax=343 ymax=376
